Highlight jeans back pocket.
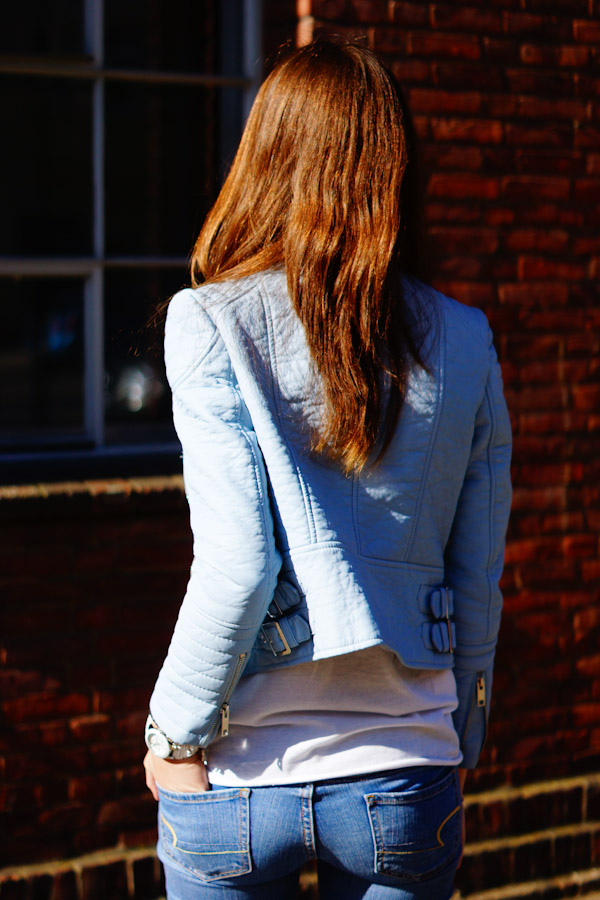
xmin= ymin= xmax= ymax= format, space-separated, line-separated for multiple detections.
xmin=158 ymin=786 xmax=252 ymax=883
xmin=364 ymin=769 xmax=461 ymax=883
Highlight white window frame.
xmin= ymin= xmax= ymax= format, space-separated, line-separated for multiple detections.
xmin=0 ymin=0 xmax=262 ymax=467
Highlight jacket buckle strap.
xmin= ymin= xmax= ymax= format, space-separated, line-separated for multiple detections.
xmin=261 ymin=620 xmax=292 ymax=656
xmin=259 ymin=611 xmax=312 ymax=657
xmin=422 ymin=586 xmax=456 ymax=655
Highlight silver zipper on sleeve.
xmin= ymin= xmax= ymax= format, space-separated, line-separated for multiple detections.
xmin=201 ymin=652 xmax=248 ymax=746
xmin=476 ymin=672 xmax=486 ymax=708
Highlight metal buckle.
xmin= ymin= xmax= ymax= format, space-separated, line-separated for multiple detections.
xmin=262 ymin=621 xmax=292 ymax=656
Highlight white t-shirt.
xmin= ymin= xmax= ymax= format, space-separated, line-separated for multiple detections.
xmin=207 ymin=645 xmax=462 ymax=786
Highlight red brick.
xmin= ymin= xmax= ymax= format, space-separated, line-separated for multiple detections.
xmin=387 ymin=1 xmax=427 ymax=27
xmin=517 ymin=256 xmax=586 ymax=281
xmin=502 ymin=176 xmax=571 ymax=201
xmin=482 ymin=37 xmax=521 ymax=64
xmin=431 ymin=110 xmax=504 ymax=144
xmin=575 ymin=126 xmax=600 ymax=150
xmin=526 ymin=0 xmax=588 ymax=10
xmin=504 ymin=11 xmax=570 ymax=39
xmin=369 ymin=26 xmax=408 ymax=52
xmin=308 ymin=20 xmax=367 ymax=41
xmin=562 ymin=535 xmax=598 ymax=558
xmin=574 ymin=178 xmax=600 ymax=203
xmin=587 ymin=154 xmax=600 ymax=175
xmin=577 ymin=656 xmax=600 ymax=678
xmin=427 ymin=173 xmax=500 ymax=199
xmin=506 ymin=122 xmax=573 ymax=147
xmin=518 ymin=411 xmax=592 ymax=437
xmin=433 ymin=62 xmax=505 ymax=91
xmin=430 ymin=281 xmax=496 ymax=306
xmin=391 ymin=59 xmax=431 ymax=83
xmin=572 ymin=385 xmax=600 ymax=413
xmin=573 ymin=236 xmax=600 ymax=256
xmin=573 ymin=19 xmax=600 ymax=43
xmin=0 ymin=669 xmax=55 ymax=699
xmin=487 ymin=94 xmax=517 ymax=117
xmin=483 ymin=257 xmax=518 ymax=281
xmin=347 ymin=0 xmax=387 ymax=23
xmin=74 ymin=603 xmax=114 ymax=630
xmin=114 ymin=710 xmax=147 ymax=738
xmin=503 ymin=230 xmax=570 ymax=254
xmin=69 ymin=714 xmax=112 ymax=742
xmin=407 ymin=31 xmax=481 ymax=60
xmin=558 ymin=209 xmax=585 ymax=228
xmin=520 ymin=44 xmax=590 ymax=67
xmin=80 ymin=861 xmax=128 ymax=900
xmin=430 ymin=5 xmax=502 ymax=32
xmin=412 ymin=115 xmax=430 ymax=139
xmin=2 ymin=693 xmax=90 ymax=724
xmin=408 ymin=88 xmax=481 ymax=115
xmin=299 ymin=0 xmax=347 ymax=17
xmin=486 ymin=209 xmax=516 ymax=226
xmin=517 ymin=96 xmax=589 ymax=120
xmin=518 ymin=463 xmax=581 ymax=487
xmin=506 ymin=384 xmax=569 ymax=412
xmin=68 ymin=772 xmax=115 ymax=803
xmin=429 ymin=227 xmax=499 ymax=255
xmin=506 ymin=69 xmax=575 ymax=96
xmin=582 ymin=560 xmax=600 ymax=583
xmin=422 ymin=145 xmax=483 ymax=171
xmin=437 ymin=257 xmax=482 ymax=279
xmin=94 ymin=687 xmax=150 ymax=714
xmin=517 ymin=150 xmax=585 ymax=176
xmin=541 ymin=512 xmax=587 ymax=534
xmin=425 ymin=203 xmax=481 ymax=224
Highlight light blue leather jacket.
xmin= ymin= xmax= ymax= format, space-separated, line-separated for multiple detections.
xmin=150 ymin=269 xmax=512 ymax=768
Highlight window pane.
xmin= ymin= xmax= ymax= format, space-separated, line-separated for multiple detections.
xmin=0 ymin=77 xmax=93 ymax=256
xmin=104 ymin=0 xmax=224 ymax=73
xmin=104 ymin=268 xmax=183 ymax=444
xmin=0 ymin=1 xmax=84 ymax=58
xmin=0 ymin=279 xmax=85 ymax=446
xmin=105 ymin=82 xmax=220 ymax=257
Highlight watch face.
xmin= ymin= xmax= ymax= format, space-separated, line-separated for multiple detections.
xmin=147 ymin=728 xmax=171 ymax=759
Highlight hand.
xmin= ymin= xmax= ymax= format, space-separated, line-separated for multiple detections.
xmin=144 ymin=750 xmax=210 ymax=800
xmin=457 ymin=767 xmax=467 ymax=868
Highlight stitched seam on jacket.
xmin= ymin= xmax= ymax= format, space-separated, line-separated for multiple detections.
xmin=167 ymin=290 xmax=233 ymax=391
xmin=405 ymin=304 xmax=446 ymax=560
xmin=259 ymin=274 xmax=317 ymax=544
xmin=483 ymin=378 xmax=497 ymax=643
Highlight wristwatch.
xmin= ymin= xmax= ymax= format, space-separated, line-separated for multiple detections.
xmin=144 ymin=714 xmax=200 ymax=760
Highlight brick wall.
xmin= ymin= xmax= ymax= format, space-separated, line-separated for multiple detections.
xmin=296 ymin=0 xmax=600 ymax=793
xmin=0 ymin=479 xmax=190 ymax=871
xmin=1 ymin=3 xmax=600 ymax=898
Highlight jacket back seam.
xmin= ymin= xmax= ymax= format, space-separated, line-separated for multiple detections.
xmin=405 ymin=309 xmax=446 ymax=560
xmin=259 ymin=275 xmax=318 ymax=545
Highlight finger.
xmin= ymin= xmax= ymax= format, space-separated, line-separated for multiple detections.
xmin=144 ymin=755 xmax=159 ymax=801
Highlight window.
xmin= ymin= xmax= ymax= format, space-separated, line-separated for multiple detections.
xmin=0 ymin=0 xmax=262 ymax=482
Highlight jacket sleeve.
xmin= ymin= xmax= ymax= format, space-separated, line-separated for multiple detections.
xmin=149 ymin=289 xmax=282 ymax=746
xmin=445 ymin=327 xmax=512 ymax=768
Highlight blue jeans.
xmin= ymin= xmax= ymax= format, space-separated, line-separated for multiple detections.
xmin=157 ymin=766 xmax=462 ymax=899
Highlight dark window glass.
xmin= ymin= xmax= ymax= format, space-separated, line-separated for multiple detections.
xmin=104 ymin=0 xmax=223 ymax=73
xmin=0 ymin=1 xmax=85 ymax=58
xmin=104 ymin=268 xmax=184 ymax=444
xmin=104 ymin=82 xmax=219 ymax=257
xmin=0 ymin=77 xmax=93 ymax=256
xmin=0 ymin=278 xmax=85 ymax=447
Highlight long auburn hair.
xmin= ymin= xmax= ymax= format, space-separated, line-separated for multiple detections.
xmin=191 ymin=39 xmax=425 ymax=474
